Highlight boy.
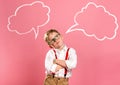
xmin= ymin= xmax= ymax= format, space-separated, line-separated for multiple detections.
xmin=44 ymin=29 xmax=77 ymax=85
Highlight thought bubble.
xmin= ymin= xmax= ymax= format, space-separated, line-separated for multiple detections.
xmin=66 ymin=2 xmax=118 ymax=41
xmin=7 ymin=1 xmax=50 ymax=39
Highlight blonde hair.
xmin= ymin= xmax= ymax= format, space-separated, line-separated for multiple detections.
xmin=44 ymin=29 xmax=60 ymax=45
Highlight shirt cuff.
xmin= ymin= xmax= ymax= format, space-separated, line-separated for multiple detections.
xmin=50 ymin=64 xmax=57 ymax=73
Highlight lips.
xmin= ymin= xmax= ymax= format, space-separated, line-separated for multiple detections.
xmin=56 ymin=41 xmax=60 ymax=44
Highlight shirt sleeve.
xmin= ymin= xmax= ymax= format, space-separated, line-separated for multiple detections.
xmin=65 ymin=48 xmax=77 ymax=69
xmin=45 ymin=50 xmax=57 ymax=73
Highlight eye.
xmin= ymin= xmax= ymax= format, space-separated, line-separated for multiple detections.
xmin=52 ymin=38 xmax=56 ymax=42
xmin=56 ymin=34 xmax=59 ymax=37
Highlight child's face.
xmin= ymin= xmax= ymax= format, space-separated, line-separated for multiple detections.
xmin=48 ymin=32 xmax=64 ymax=49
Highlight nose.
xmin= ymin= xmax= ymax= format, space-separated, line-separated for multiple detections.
xmin=54 ymin=38 xmax=59 ymax=44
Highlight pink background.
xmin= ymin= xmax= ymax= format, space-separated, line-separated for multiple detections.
xmin=0 ymin=0 xmax=120 ymax=85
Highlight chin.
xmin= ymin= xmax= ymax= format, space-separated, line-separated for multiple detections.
xmin=55 ymin=45 xmax=61 ymax=49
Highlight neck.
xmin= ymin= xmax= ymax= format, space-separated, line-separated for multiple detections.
xmin=58 ymin=44 xmax=65 ymax=50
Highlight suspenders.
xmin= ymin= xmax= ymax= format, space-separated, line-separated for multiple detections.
xmin=64 ymin=48 xmax=69 ymax=77
xmin=53 ymin=48 xmax=70 ymax=78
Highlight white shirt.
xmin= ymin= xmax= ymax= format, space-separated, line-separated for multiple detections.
xmin=45 ymin=45 xmax=77 ymax=78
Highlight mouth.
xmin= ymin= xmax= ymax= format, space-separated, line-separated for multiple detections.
xmin=56 ymin=41 xmax=60 ymax=44
xmin=55 ymin=40 xmax=61 ymax=45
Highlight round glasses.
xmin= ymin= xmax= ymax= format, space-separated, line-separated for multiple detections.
xmin=48 ymin=34 xmax=60 ymax=45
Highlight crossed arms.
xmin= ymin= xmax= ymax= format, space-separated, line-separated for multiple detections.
xmin=45 ymin=48 xmax=77 ymax=73
xmin=53 ymin=59 xmax=67 ymax=72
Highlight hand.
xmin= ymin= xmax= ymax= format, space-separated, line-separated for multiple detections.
xmin=54 ymin=59 xmax=67 ymax=68
xmin=55 ymin=65 xmax=63 ymax=72
xmin=53 ymin=59 xmax=60 ymax=64
xmin=53 ymin=59 xmax=56 ymax=64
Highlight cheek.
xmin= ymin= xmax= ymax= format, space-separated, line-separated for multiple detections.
xmin=57 ymin=40 xmax=63 ymax=46
xmin=59 ymin=38 xmax=63 ymax=43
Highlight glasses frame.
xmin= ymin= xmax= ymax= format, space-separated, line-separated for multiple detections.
xmin=48 ymin=34 xmax=60 ymax=45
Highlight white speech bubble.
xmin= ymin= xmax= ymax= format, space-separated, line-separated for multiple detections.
xmin=7 ymin=1 xmax=50 ymax=39
xmin=66 ymin=2 xmax=118 ymax=41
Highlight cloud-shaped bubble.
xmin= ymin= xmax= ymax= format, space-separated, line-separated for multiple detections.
xmin=66 ymin=2 xmax=118 ymax=41
xmin=7 ymin=1 xmax=50 ymax=39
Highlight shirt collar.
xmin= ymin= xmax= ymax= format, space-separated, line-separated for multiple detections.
xmin=55 ymin=45 xmax=68 ymax=52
